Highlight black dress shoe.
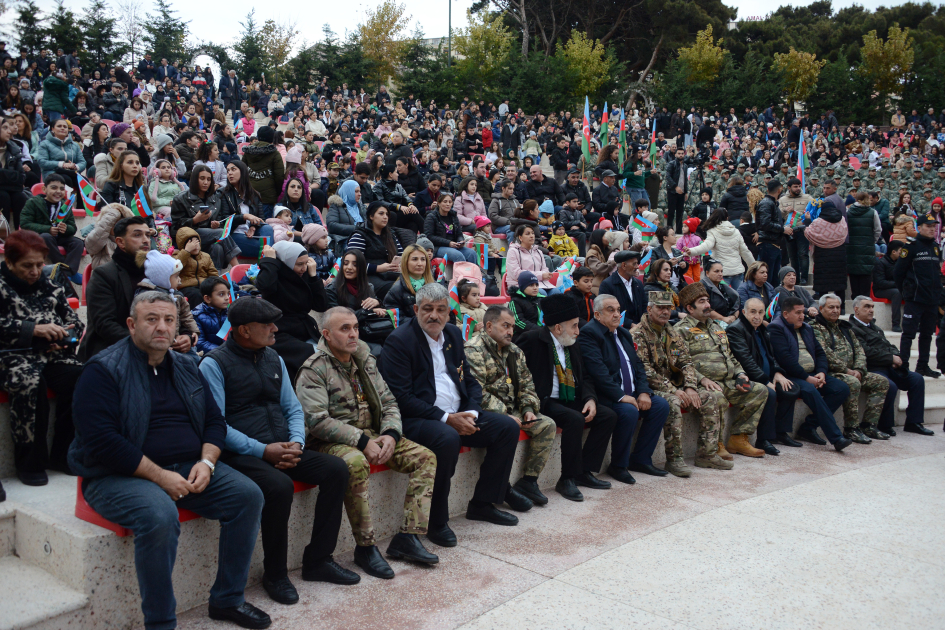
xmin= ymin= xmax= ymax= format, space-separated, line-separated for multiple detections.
xmin=884 ymin=427 xmax=897 ymax=437
xmin=891 ymin=325 xmax=902 ymax=333
xmin=844 ymin=428 xmax=872 ymax=444
xmin=903 ymin=423 xmax=935 ymax=436
xmin=426 ymin=523 xmax=457 ymax=547
xmin=354 ymin=545 xmax=395 ymax=579
xmin=833 ymin=437 xmax=853 ymax=452
xmin=17 ymin=470 xmax=48 ymax=486
xmin=916 ymin=366 xmax=941 ymax=378
xmin=628 ymin=462 xmax=670 ymax=477
xmin=513 ymin=478 xmax=549 ymax=505
xmin=796 ymin=427 xmax=826 ymax=446
xmin=755 ymin=440 xmax=780 ymax=456
xmin=504 ymin=485 xmax=534 ymax=512
xmin=301 ymin=556 xmax=360 ymax=584
xmin=575 ymin=471 xmax=612 ymax=489
xmin=466 ymin=502 xmax=519 ymax=526
xmin=386 ymin=533 xmax=439 ymax=564
xmin=606 ymin=465 xmax=636 ymax=485
xmin=776 ymin=433 xmax=803 ymax=447
xmin=555 ymin=477 xmax=584 ymax=501
xmin=261 ymin=575 xmax=299 ymax=605
xmin=208 ymin=602 xmax=272 ymax=629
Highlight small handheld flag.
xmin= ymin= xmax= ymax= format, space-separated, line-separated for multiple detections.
xmin=57 ymin=194 xmax=76 ymax=221
xmin=220 ymin=272 xmax=237 ymax=304
xmin=599 ymin=102 xmax=609 ymax=148
xmin=218 ymin=215 xmax=235 ymax=241
xmin=330 ymin=257 xmax=342 ymax=277
xmin=473 ymin=243 xmax=488 ymax=268
xmin=649 ymin=117 xmax=658 ymax=162
xmin=132 ymin=186 xmax=152 ymax=218
xmin=217 ymin=318 xmax=232 ymax=340
xmin=258 ymin=236 xmax=271 ymax=257
xmin=618 ymin=108 xmax=627 ymax=170
xmin=797 ymin=134 xmax=808 ymax=195
xmin=581 ymin=96 xmax=592 ymax=164
xmin=632 ymin=214 xmax=657 ymax=233
xmin=765 ymin=293 xmax=780 ymax=320
xmin=449 ymin=285 xmax=461 ymax=316
xmin=556 ymin=257 xmax=578 ymax=274
xmin=76 ymin=172 xmax=97 ymax=216
xmin=640 ymin=249 xmax=653 ymax=274
xmin=386 ymin=309 xmax=400 ymax=328
xmin=620 ymin=311 xmax=626 ymax=326
xmin=461 ymin=315 xmax=477 ymax=341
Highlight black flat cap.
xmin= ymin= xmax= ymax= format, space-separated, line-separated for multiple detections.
xmin=615 ymin=250 xmax=642 ymax=263
xmin=229 ymin=297 xmax=283 ymax=326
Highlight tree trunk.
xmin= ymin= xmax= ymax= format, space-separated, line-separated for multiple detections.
xmin=626 ymin=33 xmax=664 ymax=110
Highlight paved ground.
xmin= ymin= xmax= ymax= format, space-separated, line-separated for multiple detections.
xmin=177 ymin=429 xmax=945 ymax=630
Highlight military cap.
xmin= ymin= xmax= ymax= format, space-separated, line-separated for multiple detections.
xmin=939 ymin=167 xmax=945 ymax=173
xmin=327 ymin=162 xmax=341 ymax=170
xmin=647 ymin=291 xmax=675 ymax=307
xmin=877 ymin=176 xmax=885 ymax=181
xmin=677 ymin=282 xmax=708 ymax=309
xmin=868 ymin=166 xmax=876 ymax=172
xmin=810 ymin=174 xmax=820 ymax=180
xmin=228 ymin=297 xmax=283 ymax=326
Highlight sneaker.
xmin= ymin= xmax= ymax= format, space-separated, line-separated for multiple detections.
xmin=70 ymin=272 xmax=83 ymax=285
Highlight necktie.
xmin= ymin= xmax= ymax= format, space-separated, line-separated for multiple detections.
xmin=615 ymin=332 xmax=634 ymax=396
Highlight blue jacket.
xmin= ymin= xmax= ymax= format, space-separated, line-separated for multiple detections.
xmin=577 ymin=318 xmax=653 ymax=407
xmin=598 ymin=271 xmax=648 ymax=328
xmin=767 ymin=315 xmax=828 ymax=379
xmin=737 ymin=280 xmax=777 ymax=313
xmin=192 ymin=303 xmax=228 ymax=354
xmin=377 ymin=317 xmax=483 ymax=429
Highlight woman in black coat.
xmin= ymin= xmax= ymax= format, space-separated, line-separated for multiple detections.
xmin=384 ymin=244 xmax=436 ymax=319
xmin=326 ymin=249 xmax=390 ymax=356
xmin=256 ymin=240 xmax=328 ymax=380
xmin=0 ymin=121 xmax=27 ymax=229
xmin=344 ymin=201 xmax=403 ymax=299
xmin=718 ymin=177 xmax=750 ymax=224
xmin=700 ymin=258 xmax=740 ymax=324
xmin=805 ymin=200 xmax=848 ymax=303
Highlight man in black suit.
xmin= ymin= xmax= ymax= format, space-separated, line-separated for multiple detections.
xmin=378 ymin=283 xmax=521 ymax=547
xmin=516 ymin=295 xmax=619 ymax=502
xmin=598 ymin=250 xmax=648 ymax=327
xmin=578 ymin=294 xmax=671 ymax=483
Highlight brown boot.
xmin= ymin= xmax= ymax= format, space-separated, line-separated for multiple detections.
xmin=727 ymin=434 xmax=765 ymax=458
xmin=716 ymin=440 xmax=734 ymax=461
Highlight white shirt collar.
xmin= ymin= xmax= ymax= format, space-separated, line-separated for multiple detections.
xmin=853 ymin=316 xmax=871 ymax=327
xmin=423 ymin=330 xmax=445 ymax=348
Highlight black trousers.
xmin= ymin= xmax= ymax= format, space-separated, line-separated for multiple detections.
xmin=403 ymin=411 xmax=519 ymax=527
xmin=0 ymin=188 xmax=28 ymax=230
xmin=873 ymin=287 xmax=902 ymax=327
xmin=666 ymin=191 xmax=685 ymax=233
xmin=542 ymin=398 xmax=617 ymax=479
xmin=14 ymin=361 xmax=83 ymax=473
xmin=849 ymin=274 xmax=872 ymax=302
xmin=220 ymin=449 xmax=349 ymax=579
xmin=39 ymin=233 xmax=85 ymax=273
xmin=901 ymin=301 xmax=937 ymax=370
xmin=392 ymin=209 xmax=424 ymax=234
xmin=755 ymin=381 xmax=801 ymax=441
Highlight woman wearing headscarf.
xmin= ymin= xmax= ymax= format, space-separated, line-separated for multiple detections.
xmin=805 ymin=199 xmax=849 ymax=307
xmin=256 ymin=240 xmax=328 ymax=380
xmin=326 ymin=179 xmax=363 ymax=254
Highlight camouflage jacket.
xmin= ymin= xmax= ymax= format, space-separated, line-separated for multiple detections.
xmin=631 ymin=313 xmax=699 ymax=393
xmin=465 ymin=333 xmax=539 ymax=416
xmin=295 ymin=338 xmax=402 ymax=448
xmin=674 ymin=315 xmax=745 ymax=383
xmin=0 ymin=270 xmax=84 ymax=358
xmin=914 ymin=197 xmax=932 ymax=216
xmin=812 ymin=318 xmax=867 ymax=375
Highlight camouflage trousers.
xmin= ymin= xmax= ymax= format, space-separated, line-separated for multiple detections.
xmin=656 ymin=387 xmax=722 ymax=460
xmin=316 ymin=435 xmax=436 ymax=547
xmin=517 ymin=412 xmax=557 ymax=478
xmin=708 ymin=379 xmax=769 ymax=437
xmin=830 ymin=371 xmax=889 ymax=429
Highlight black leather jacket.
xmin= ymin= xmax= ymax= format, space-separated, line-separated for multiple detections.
xmin=726 ymin=314 xmax=784 ymax=383
xmin=756 ymin=194 xmax=785 ymax=244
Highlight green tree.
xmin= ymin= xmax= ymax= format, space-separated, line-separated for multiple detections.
xmin=359 ymin=0 xmax=411 ymax=88
xmin=284 ymin=40 xmax=319 ymax=91
xmin=80 ymin=0 xmax=128 ymax=69
xmin=556 ymin=30 xmax=613 ymax=101
xmin=772 ymin=47 xmax=826 ymax=107
xmin=232 ymin=10 xmax=268 ymax=83
xmin=860 ymin=25 xmax=914 ymax=121
xmin=397 ymin=39 xmax=454 ymax=104
xmin=142 ymin=0 xmax=188 ymax=63
xmin=452 ymin=10 xmax=514 ymax=98
xmin=14 ymin=0 xmax=46 ymax=56
xmin=260 ymin=18 xmax=298 ymax=84
xmin=47 ymin=0 xmax=83 ymax=56
xmin=677 ymin=25 xmax=725 ymax=86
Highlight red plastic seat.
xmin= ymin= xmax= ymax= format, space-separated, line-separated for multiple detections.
xmin=228 ymin=263 xmax=252 ymax=284
xmin=30 ymin=183 xmax=45 ymax=196
xmin=80 ymin=264 xmax=92 ymax=306
xmin=869 ymin=287 xmax=890 ymax=304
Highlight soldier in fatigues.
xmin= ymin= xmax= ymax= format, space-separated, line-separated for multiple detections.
xmin=631 ymin=291 xmax=728 ymax=476
xmin=811 ymin=294 xmax=891 ymax=443
xmin=297 ymin=307 xmax=439 ymax=579
xmin=465 ymin=306 xmax=557 ymax=509
xmin=674 ymin=283 xmax=770 ymax=459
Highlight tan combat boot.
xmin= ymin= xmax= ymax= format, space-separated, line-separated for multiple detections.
xmin=695 ymin=454 xmax=735 ymax=470
xmin=727 ymin=434 xmax=765 ymax=458
xmin=716 ymin=440 xmax=734 ymax=461
xmin=664 ymin=458 xmax=693 ymax=478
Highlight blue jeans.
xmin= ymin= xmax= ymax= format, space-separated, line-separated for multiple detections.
xmin=609 ymin=395 xmax=670 ymax=468
xmin=436 ymin=246 xmax=477 ymax=264
xmin=758 ymin=242 xmax=782 ymax=280
xmin=231 ymin=224 xmax=275 ymax=258
xmin=259 ymin=203 xmax=275 ymax=219
xmin=102 ymin=111 xmax=120 ymax=121
xmin=83 ymin=461 xmax=264 ymax=630
xmin=724 ymin=274 xmax=742 ymax=290
xmin=48 ymin=111 xmax=63 ymax=122
xmin=627 ymin=188 xmax=650 ymax=206
xmin=494 ymin=224 xmax=511 ymax=236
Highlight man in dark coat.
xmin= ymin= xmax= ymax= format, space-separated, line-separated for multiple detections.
xmin=756 ymin=179 xmax=791 ymax=279
xmin=516 ymin=295 xmax=619 ymax=501
xmin=871 ymin=241 xmax=902 ymax=331
xmin=894 ymin=212 xmax=943 ymax=378
xmin=598 ymin=250 xmax=648 ymax=328
xmin=377 ymin=283 xmax=521 ymax=547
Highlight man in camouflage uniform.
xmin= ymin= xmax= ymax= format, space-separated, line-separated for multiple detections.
xmin=465 ymin=306 xmax=558 ymax=509
xmin=713 ymin=168 xmax=732 ymax=201
xmin=909 ymin=168 xmax=926 ymax=194
xmin=824 ymin=164 xmax=837 ymax=187
xmin=296 ymin=307 xmax=439 ymax=579
xmin=807 ymin=174 xmax=823 ymax=200
xmin=901 ymin=159 xmax=915 ymax=185
xmin=631 ymin=291 xmax=728 ymax=477
xmin=886 ymin=168 xmax=901 ymax=200
xmin=935 ymin=167 xmax=945 ymax=198
xmin=811 ymin=294 xmax=890 ymax=444
xmin=839 ymin=167 xmax=857 ymax=198
xmin=674 ymin=283 xmax=769 ymax=459
xmin=921 ymin=160 xmax=936 ymax=184
xmin=865 ymin=166 xmax=878 ymax=189
xmin=914 ymin=187 xmax=932 ymax=216
xmin=775 ymin=163 xmax=791 ymax=187
xmin=812 ymin=157 xmax=828 ymax=183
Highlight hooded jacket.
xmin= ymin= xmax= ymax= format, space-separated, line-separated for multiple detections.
xmin=173 ymin=227 xmax=218 ymax=288
xmin=719 ymin=185 xmax=750 ymax=223
xmin=242 ymin=141 xmax=285 ymax=204
xmin=685 ymin=221 xmax=755 ymax=278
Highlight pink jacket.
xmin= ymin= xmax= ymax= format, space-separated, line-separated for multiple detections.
xmin=266 ymin=217 xmax=292 ymax=243
xmin=452 ymin=192 xmax=486 ymax=226
xmin=506 ymin=242 xmax=553 ymax=289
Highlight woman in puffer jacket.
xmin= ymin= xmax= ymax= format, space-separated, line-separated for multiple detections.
xmin=506 ymin=223 xmax=559 ymax=294
xmin=683 ymin=208 xmax=755 ymax=290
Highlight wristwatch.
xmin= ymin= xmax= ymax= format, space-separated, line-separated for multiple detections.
xmin=199 ymin=459 xmax=216 ymax=476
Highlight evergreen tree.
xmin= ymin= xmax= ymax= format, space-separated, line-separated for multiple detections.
xmin=80 ymin=0 xmax=128 ymax=69
xmin=142 ymin=0 xmax=188 ymax=62
xmin=47 ymin=0 xmax=83 ymax=57
xmin=14 ymin=0 xmax=46 ymax=57
xmin=232 ymin=10 xmax=268 ymax=83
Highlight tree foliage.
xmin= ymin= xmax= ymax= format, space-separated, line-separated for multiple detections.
xmin=232 ymin=10 xmax=267 ymax=83
xmin=557 ymin=31 xmax=613 ymax=100
xmin=115 ymin=0 xmax=145 ymax=67
xmin=80 ymin=0 xmax=128 ymax=70
xmin=142 ymin=0 xmax=188 ymax=63
xmin=359 ymin=0 xmax=411 ymax=88
xmin=452 ymin=10 xmax=514 ymax=96
xmin=860 ymin=25 xmax=914 ymax=100
xmin=677 ymin=25 xmax=725 ymax=86
xmin=14 ymin=0 xmax=46 ymax=56
xmin=260 ymin=19 xmax=299 ymax=85
xmin=772 ymin=47 xmax=826 ymax=105
xmin=47 ymin=0 xmax=83 ymax=56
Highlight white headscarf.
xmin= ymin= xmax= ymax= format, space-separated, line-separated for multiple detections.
xmin=272 ymin=241 xmax=306 ymax=270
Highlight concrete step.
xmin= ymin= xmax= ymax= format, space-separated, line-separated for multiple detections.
xmin=899 ymin=393 xmax=945 ymax=425
xmin=0 ymin=504 xmax=14 ymax=557
xmin=0 ymin=556 xmax=88 ymax=630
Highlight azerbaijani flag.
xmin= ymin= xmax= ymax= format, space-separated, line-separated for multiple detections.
xmin=131 ymin=186 xmax=152 ymax=218
xmin=217 ymin=318 xmax=232 ymax=340
xmin=797 ymin=134 xmax=808 ymax=195
xmin=257 ymin=235 xmax=271 ymax=257
xmin=556 ymin=257 xmax=578 ymax=274
xmin=618 ymin=108 xmax=627 ymax=170
xmin=449 ymin=285 xmax=461 ymax=316
xmin=556 ymin=272 xmax=574 ymax=291
xmin=649 ymin=117 xmax=658 ymax=162
xmin=473 ymin=243 xmax=488 ymax=268
xmin=599 ymin=102 xmax=609 ymax=148
xmin=76 ymin=172 xmax=97 ymax=216
xmin=461 ymin=314 xmax=477 ymax=341
xmin=619 ymin=311 xmax=626 ymax=326
xmin=765 ymin=293 xmax=780 ymax=320
xmin=386 ymin=308 xmax=400 ymax=328
xmin=581 ymin=96 xmax=592 ymax=164
xmin=220 ymin=272 xmax=237 ymax=303
xmin=330 ymin=257 xmax=341 ymax=277
xmin=217 ymin=215 xmax=235 ymax=241
xmin=633 ymin=213 xmax=657 ymax=233
xmin=57 ymin=194 xmax=76 ymax=221
xmin=640 ymin=249 xmax=653 ymax=274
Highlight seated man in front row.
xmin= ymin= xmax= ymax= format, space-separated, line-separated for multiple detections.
xmin=296 ymin=307 xmax=440 ymax=581
xmin=70 ymin=291 xmax=272 ymax=630
xmin=378 ymin=283 xmax=522 ymax=546
xmin=848 ymin=296 xmax=934 ymax=437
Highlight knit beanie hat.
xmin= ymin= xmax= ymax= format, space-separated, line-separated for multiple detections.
xmin=415 ymin=236 xmax=435 ymax=252
xmin=111 ymin=123 xmax=130 ymax=138
xmin=517 ymin=270 xmax=539 ymax=288
xmin=257 ymin=126 xmax=275 ymax=143
xmin=474 ymin=215 xmax=492 ymax=229
xmin=683 ymin=217 xmax=701 ymax=234
xmin=272 ymin=240 xmax=306 ymax=270
xmin=301 ymin=223 xmax=328 ymax=246
xmin=778 ymin=265 xmax=796 ymax=284
xmin=285 ymin=145 xmax=303 ymax=164
xmin=153 ymin=134 xmax=174 ymax=152
xmin=144 ymin=250 xmax=183 ymax=290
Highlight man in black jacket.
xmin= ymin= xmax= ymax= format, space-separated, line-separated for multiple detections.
xmin=871 ymin=242 xmax=902 ymax=331
xmin=591 ymin=170 xmax=622 ymax=226
xmin=849 ymin=297 xmax=933 ymax=436
xmin=894 ymin=213 xmax=943 ymax=378
xmin=563 ymin=169 xmax=592 ymax=211
xmin=578 ymin=294 xmax=671 ymax=483
xmin=757 ymin=179 xmax=792 ymax=280
xmin=598 ymin=250 xmax=647 ymax=327
xmin=516 ymin=295 xmax=619 ymax=501
xmin=377 ymin=284 xmax=521 ymax=546
xmin=200 ymin=298 xmax=358 ymax=605
xmin=525 ymin=164 xmax=564 ymax=207
xmin=664 ymin=148 xmax=688 ymax=233
xmin=726 ymin=299 xmax=801 ymax=453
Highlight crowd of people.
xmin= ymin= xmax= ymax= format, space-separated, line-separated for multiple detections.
xmin=1 ymin=46 xmax=945 ymax=630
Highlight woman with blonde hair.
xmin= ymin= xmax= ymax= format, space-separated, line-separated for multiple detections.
xmin=382 ymin=244 xmax=435 ymax=318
